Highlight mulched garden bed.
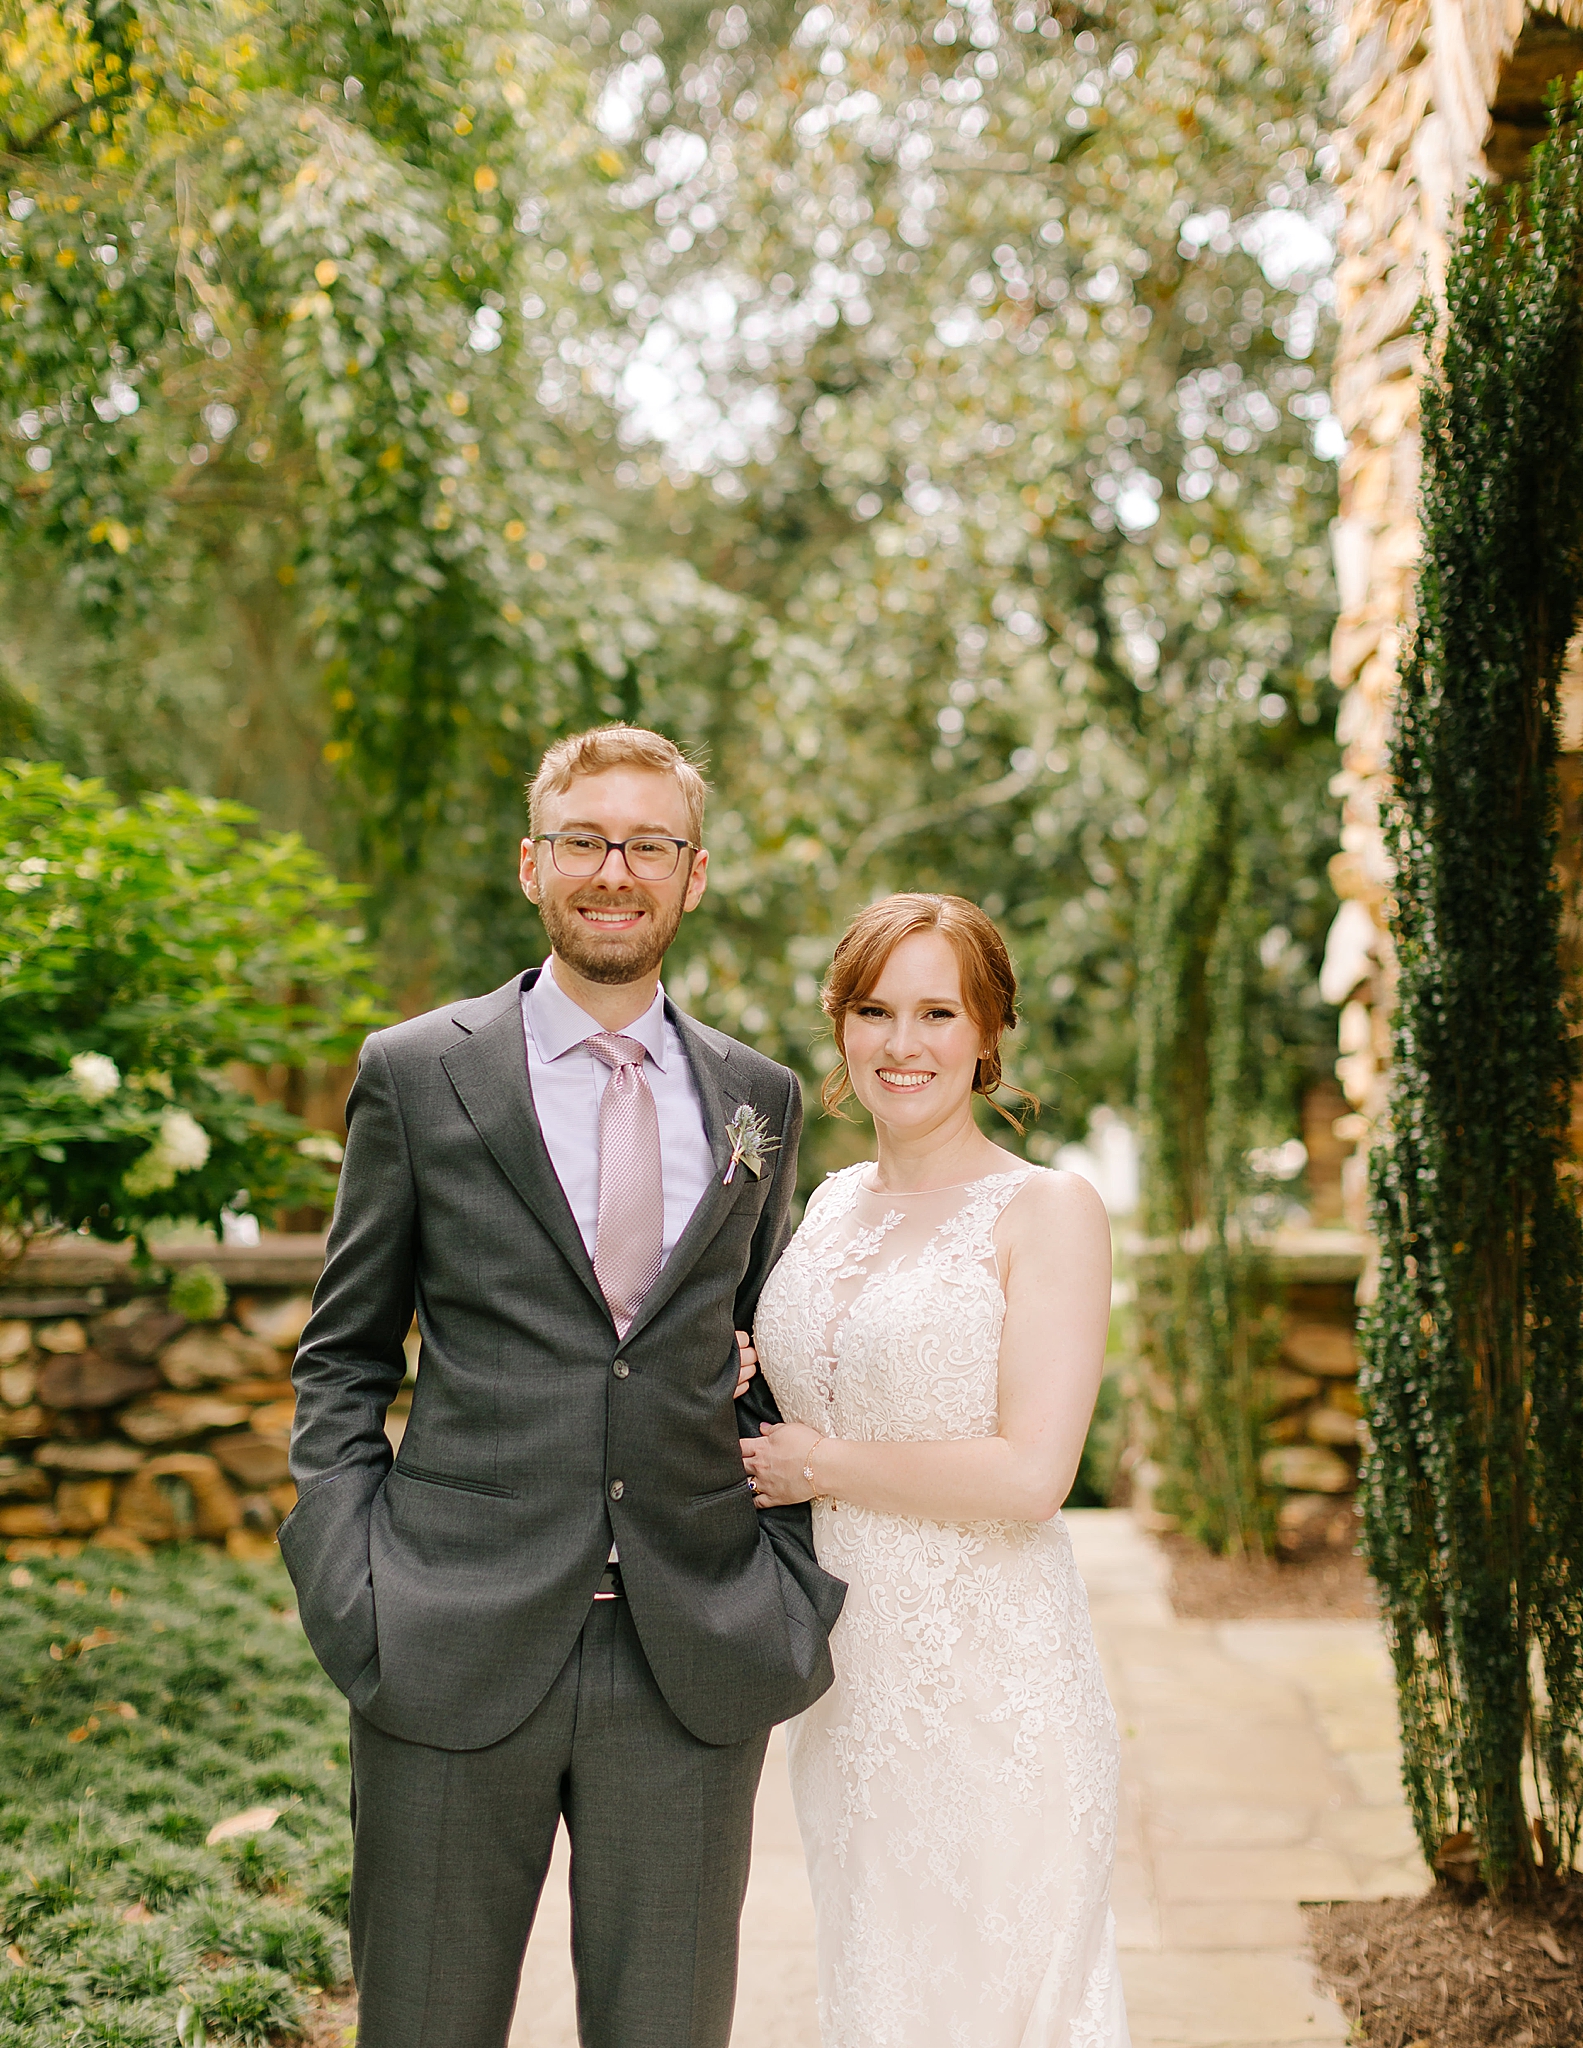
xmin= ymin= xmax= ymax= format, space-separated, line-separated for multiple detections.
xmin=1306 ymin=1884 xmax=1583 ymax=2047
xmin=300 ymin=1986 xmax=358 ymax=2046
xmin=1162 ymin=1500 xmax=1378 ymax=1621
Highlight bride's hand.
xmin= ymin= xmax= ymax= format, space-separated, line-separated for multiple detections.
xmin=741 ymin=1420 xmax=821 ymax=1507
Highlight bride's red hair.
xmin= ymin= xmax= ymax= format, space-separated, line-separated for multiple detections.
xmin=819 ymin=893 xmax=1038 ymax=1131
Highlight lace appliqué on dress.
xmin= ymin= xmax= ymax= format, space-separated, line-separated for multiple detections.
xmin=755 ymin=1165 xmax=1129 ymax=2048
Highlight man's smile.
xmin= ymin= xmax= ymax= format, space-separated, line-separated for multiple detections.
xmin=576 ymin=905 xmax=648 ymax=929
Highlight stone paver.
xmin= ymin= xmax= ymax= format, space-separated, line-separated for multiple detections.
xmin=1117 ymin=1952 xmax=1348 ymax=2047
xmin=508 ymin=1511 xmax=1426 ymax=2047
xmin=1069 ymin=1507 xmax=1429 ymax=2048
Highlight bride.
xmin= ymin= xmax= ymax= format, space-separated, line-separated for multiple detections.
xmin=745 ymin=892 xmax=1129 ymax=2048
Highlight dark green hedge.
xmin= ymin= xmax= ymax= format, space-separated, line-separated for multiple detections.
xmin=1362 ymin=84 xmax=1583 ymax=1896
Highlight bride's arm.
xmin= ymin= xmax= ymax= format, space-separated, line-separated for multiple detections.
xmin=742 ymin=1170 xmax=1111 ymax=1522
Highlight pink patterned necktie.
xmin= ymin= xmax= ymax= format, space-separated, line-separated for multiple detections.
xmin=585 ymin=1032 xmax=664 ymax=1336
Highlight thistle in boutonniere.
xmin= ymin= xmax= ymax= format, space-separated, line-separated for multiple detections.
xmin=723 ymin=1102 xmax=778 ymax=1184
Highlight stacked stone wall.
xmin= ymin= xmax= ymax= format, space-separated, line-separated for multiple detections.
xmin=1132 ymin=1235 xmax=1368 ymax=1543
xmin=0 ymin=1238 xmax=363 ymax=1563
xmin=1327 ymin=0 xmax=1583 ymax=1240
xmin=1258 ymin=1277 xmax=1366 ymax=1548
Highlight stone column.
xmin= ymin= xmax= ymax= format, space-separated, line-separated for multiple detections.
xmin=1324 ymin=0 xmax=1583 ymax=1253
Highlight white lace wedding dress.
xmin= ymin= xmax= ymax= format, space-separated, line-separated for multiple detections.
xmin=754 ymin=1164 xmax=1129 ymax=2048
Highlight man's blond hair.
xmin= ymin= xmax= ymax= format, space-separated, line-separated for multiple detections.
xmin=526 ymin=726 xmax=709 ymax=845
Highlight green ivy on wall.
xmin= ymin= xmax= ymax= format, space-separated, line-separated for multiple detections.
xmin=1362 ymin=87 xmax=1583 ymax=1896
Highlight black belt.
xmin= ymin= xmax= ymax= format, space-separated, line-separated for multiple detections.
xmin=594 ymin=1564 xmax=624 ymax=1601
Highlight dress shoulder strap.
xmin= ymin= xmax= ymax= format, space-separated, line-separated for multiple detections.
xmin=972 ymin=1164 xmax=1036 ymax=1220
xmin=931 ymin=1166 xmax=1035 ymax=1268
xmin=802 ymin=1161 xmax=868 ymax=1227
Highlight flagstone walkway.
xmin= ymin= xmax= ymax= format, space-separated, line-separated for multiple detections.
xmin=508 ymin=1509 xmax=1427 ymax=2048
xmin=1074 ymin=1508 xmax=1425 ymax=2048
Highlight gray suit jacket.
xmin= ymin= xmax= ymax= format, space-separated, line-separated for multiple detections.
xmin=279 ymin=969 xmax=845 ymax=1751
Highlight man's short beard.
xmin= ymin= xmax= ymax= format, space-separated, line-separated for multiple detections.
xmin=538 ymin=889 xmax=687 ymax=986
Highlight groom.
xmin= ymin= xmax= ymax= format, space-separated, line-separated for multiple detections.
xmin=280 ymin=724 xmax=844 ymax=2048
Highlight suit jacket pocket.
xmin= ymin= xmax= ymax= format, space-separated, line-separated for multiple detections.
xmin=691 ymin=1476 xmax=755 ymax=1508
xmin=395 ymin=1460 xmax=517 ymax=1499
xmin=276 ymin=1464 xmax=381 ymax=1700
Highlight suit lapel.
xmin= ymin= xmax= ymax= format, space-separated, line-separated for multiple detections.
xmin=440 ymin=974 xmax=609 ymax=1320
xmin=619 ymin=1003 xmax=753 ymax=1344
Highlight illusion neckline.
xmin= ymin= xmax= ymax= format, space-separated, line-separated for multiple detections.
xmin=854 ymin=1162 xmax=1032 ymax=1199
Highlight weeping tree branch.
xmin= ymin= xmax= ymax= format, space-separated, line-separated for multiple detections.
xmin=840 ymin=718 xmax=1054 ymax=875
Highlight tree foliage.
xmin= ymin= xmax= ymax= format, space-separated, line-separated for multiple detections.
xmin=0 ymin=763 xmax=385 ymax=1255
xmin=1361 ymin=95 xmax=1583 ymax=1895
xmin=576 ymin=0 xmax=1342 ymax=1148
xmin=3 ymin=0 xmax=1342 ymax=1172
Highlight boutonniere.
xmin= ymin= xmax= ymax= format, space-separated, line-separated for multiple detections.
xmin=723 ymin=1102 xmax=779 ymax=1184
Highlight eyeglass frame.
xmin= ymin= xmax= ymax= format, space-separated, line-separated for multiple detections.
xmin=532 ymin=830 xmax=698 ymax=881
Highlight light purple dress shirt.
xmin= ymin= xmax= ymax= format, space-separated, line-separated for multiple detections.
xmin=520 ymin=967 xmax=716 ymax=1272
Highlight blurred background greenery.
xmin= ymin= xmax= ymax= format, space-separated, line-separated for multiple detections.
xmin=1 ymin=0 xmax=1342 ymax=1193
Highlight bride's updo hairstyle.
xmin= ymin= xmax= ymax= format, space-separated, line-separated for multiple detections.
xmin=820 ymin=893 xmax=1038 ymax=1131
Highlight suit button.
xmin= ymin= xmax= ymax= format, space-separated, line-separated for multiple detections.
xmin=608 ymin=1480 xmax=625 ymax=1501
xmin=613 ymin=1360 xmax=630 ymax=1379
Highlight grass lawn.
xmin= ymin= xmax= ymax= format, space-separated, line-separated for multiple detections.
xmin=0 ymin=1544 xmax=352 ymax=2046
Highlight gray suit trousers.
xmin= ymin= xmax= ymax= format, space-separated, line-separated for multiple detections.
xmin=348 ymin=1597 xmax=770 ymax=2048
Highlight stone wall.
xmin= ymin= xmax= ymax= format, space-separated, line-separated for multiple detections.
xmin=0 ymin=1236 xmax=364 ymax=1563
xmin=1259 ymin=1264 xmax=1367 ymax=1551
xmin=1133 ymin=1232 xmax=1368 ymax=1546
xmin=1325 ymin=0 xmax=1583 ymax=1238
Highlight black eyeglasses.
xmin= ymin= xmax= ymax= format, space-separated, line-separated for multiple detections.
xmin=534 ymin=832 xmax=695 ymax=881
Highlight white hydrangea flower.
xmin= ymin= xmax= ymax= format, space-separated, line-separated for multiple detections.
xmin=158 ymin=1109 xmax=211 ymax=1172
xmin=69 ymin=1052 xmax=121 ymax=1103
xmin=296 ymin=1133 xmax=344 ymax=1163
xmin=122 ymin=1108 xmax=211 ymax=1198
xmin=122 ymin=1143 xmax=177 ymax=1199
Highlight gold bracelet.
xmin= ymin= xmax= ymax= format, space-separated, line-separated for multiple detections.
xmin=802 ymin=1436 xmax=827 ymax=1492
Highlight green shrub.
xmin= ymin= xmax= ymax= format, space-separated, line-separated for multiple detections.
xmin=119 ymin=1849 xmax=209 ymax=1914
xmin=80 ymin=1928 xmax=191 ymax=2000
xmin=0 ymin=1964 xmax=70 ymax=2022
xmin=74 ymin=2007 xmax=174 ymax=2048
xmin=0 ymin=1549 xmax=351 ymax=2041
xmin=0 ymin=2024 xmax=70 ymax=2048
xmin=304 ymin=1856 xmax=352 ymax=1924
xmin=168 ymin=1266 xmax=229 ymax=1325
xmin=194 ymin=1901 xmax=345 ymax=1989
xmin=0 ymin=763 xmax=386 ymax=1256
xmin=216 ymin=1834 xmax=296 ymax=1898
xmin=0 ymin=1871 xmax=82 ymax=1932
xmin=184 ymin=1964 xmax=305 ymax=2045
